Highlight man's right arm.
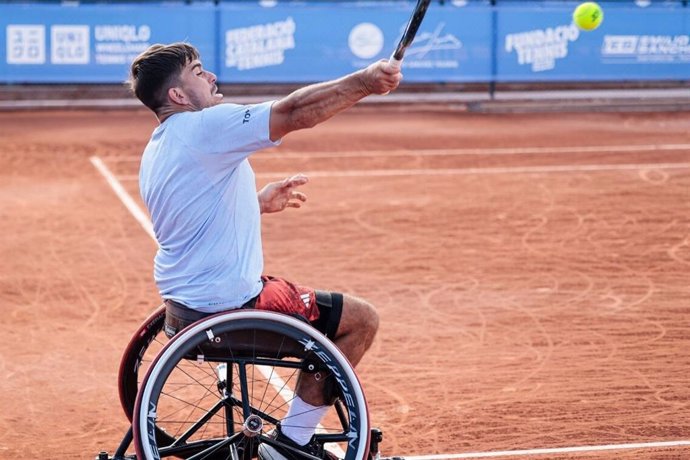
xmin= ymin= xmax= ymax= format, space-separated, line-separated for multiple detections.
xmin=268 ymin=60 xmax=401 ymax=142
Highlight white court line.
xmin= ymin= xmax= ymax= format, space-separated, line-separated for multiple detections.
xmin=257 ymin=365 xmax=295 ymax=404
xmin=403 ymin=440 xmax=690 ymax=459
xmin=253 ymin=162 xmax=690 ymax=179
xmin=255 ymin=143 xmax=690 ymax=160
xmin=90 ymin=155 xmax=690 ymax=459
xmin=90 ymin=156 xmax=154 ymax=239
xmin=90 ymin=155 xmax=343 ymax=456
xmin=100 ymin=142 xmax=690 ymax=162
xmin=113 ymin=162 xmax=690 ymax=182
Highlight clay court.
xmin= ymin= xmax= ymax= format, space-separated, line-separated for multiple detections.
xmin=0 ymin=106 xmax=689 ymax=459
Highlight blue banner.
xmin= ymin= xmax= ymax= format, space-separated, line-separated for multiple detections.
xmin=217 ymin=2 xmax=492 ymax=83
xmin=1 ymin=1 xmax=689 ymax=84
xmin=1 ymin=3 xmax=216 ymax=83
xmin=495 ymin=1 xmax=690 ymax=81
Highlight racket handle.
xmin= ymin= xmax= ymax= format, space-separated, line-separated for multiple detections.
xmin=381 ymin=55 xmax=403 ymax=96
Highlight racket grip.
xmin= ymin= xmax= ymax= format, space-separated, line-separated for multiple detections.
xmin=381 ymin=55 xmax=402 ymax=96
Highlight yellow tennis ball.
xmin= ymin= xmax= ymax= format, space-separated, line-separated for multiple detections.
xmin=573 ymin=2 xmax=604 ymax=31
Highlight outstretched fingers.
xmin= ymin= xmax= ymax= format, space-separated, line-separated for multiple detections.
xmin=286 ymin=190 xmax=307 ymax=208
xmin=282 ymin=173 xmax=309 ymax=189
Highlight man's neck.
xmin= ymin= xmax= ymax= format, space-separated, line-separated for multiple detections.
xmin=157 ymin=106 xmax=180 ymax=123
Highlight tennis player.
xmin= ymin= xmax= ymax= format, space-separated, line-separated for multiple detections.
xmin=129 ymin=42 xmax=401 ymax=460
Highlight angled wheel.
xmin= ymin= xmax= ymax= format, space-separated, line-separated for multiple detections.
xmin=132 ymin=310 xmax=370 ymax=460
xmin=117 ymin=305 xmax=177 ymax=450
xmin=118 ymin=305 xmax=167 ymax=421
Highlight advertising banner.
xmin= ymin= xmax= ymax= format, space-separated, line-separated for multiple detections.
xmin=1 ymin=3 xmax=216 ymax=83
xmin=218 ymin=1 xmax=493 ymax=83
xmin=1 ymin=1 xmax=689 ymax=84
xmin=495 ymin=1 xmax=690 ymax=81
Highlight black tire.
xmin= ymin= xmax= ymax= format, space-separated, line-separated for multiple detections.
xmin=118 ymin=305 xmax=167 ymax=420
xmin=117 ymin=305 xmax=176 ymax=449
xmin=133 ymin=310 xmax=370 ymax=460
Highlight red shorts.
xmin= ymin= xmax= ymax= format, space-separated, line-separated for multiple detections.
xmin=254 ymin=275 xmax=319 ymax=322
xmin=164 ymin=276 xmax=342 ymax=339
xmin=255 ymin=276 xmax=342 ymax=338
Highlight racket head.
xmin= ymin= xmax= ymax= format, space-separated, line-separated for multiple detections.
xmin=391 ymin=0 xmax=432 ymax=62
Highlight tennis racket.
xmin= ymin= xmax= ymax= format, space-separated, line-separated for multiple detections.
xmin=389 ymin=0 xmax=432 ymax=70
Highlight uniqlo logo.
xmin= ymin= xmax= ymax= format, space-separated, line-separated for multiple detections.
xmin=6 ymin=25 xmax=46 ymax=64
xmin=51 ymin=25 xmax=90 ymax=64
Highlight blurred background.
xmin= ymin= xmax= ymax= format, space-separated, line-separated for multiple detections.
xmin=1 ymin=0 xmax=689 ymax=111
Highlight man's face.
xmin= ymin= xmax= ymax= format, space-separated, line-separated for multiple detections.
xmin=175 ymin=59 xmax=223 ymax=110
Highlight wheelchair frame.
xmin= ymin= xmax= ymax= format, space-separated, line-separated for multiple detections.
xmin=98 ymin=306 xmax=385 ymax=460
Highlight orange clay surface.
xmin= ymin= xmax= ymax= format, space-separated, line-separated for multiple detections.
xmin=0 ymin=108 xmax=689 ymax=459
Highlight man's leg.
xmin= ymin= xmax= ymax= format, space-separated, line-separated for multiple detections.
xmin=297 ymin=293 xmax=379 ymax=405
xmin=277 ymin=294 xmax=379 ymax=447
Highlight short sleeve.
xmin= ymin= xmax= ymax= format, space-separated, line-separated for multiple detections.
xmin=186 ymin=101 xmax=280 ymax=156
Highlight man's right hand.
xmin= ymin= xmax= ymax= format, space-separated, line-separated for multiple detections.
xmin=359 ymin=60 xmax=403 ymax=96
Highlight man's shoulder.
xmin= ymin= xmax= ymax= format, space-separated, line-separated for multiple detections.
xmin=204 ymin=101 xmax=275 ymax=117
xmin=202 ymin=102 xmax=245 ymax=115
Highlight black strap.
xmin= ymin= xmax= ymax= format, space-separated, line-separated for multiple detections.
xmin=164 ymin=296 xmax=258 ymax=338
xmin=313 ymin=291 xmax=343 ymax=339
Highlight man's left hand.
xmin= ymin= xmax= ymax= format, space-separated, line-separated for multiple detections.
xmin=258 ymin=174 xmax=308 ymax=214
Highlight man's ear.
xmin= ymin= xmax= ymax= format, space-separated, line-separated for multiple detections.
xmin=168 ymin=86 xmax=187 ymax=105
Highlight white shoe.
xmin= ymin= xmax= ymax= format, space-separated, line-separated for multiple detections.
xmin=258 ymin=428 xmax=337 ymax=460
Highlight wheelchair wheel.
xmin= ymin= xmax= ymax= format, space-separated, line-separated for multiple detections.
xmin=117 ymin=304 xmax=180 ymax=452
xmin=133 ymin=310 xmax=370 ymax=460
xmin=118 ymin=304 xmax=167 ymax=421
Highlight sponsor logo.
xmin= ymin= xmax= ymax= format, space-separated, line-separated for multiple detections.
xmin=399 ymin=22 xmax=462 ymax=69
xmin=225 ymin=17 xmax=296 ymax=70
xmin=505 ymin=24 xmax=580 ymax=72
xmin=602 ymin=35 xmax=690 ymax=63
xmin=349 ymin=21 xmax=461 ymax=69
xmin=300 ymin=293 xmax=310 ymax=307
xmin=298 ymin=335 xmax=359 ymax=446
xmin=95 ymin=24 xmax=150 ymax=43
xmin=51 ymin=25 xmax=89 ymax=64
xmin=6 ymin=25 xmax=45 ymax=64
xmin=147 ymin=401 xmax=161 ymax=459
xmin=348 ymin=23 xmax=384 ymax=59
xmin=94 ymin=24 xmax=152 ymax=65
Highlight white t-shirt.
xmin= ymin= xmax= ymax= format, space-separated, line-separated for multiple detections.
xmin=139 ymin=102 xmax=279 ymax=312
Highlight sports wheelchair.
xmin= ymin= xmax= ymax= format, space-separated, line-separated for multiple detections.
xmin=97 ymin=305 xmax=387 ymax=460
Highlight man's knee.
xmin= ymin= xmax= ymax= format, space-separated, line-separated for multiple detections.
xmin=361 ymin=300 xmax=379 ymax=336
xmin=340 ymin=295 xmax=379 ymax=338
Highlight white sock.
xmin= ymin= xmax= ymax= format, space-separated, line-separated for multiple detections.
xmin=280 ymin=396 xmax=330 ymax=446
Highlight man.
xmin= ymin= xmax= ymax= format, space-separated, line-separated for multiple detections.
xmin=129 ymin=42 xmax=401 ymax=460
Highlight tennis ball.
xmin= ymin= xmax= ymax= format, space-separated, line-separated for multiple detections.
xmin=573 ymin=2 xmax=604 ymax=31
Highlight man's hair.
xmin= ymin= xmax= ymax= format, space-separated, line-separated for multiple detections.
xmin=129 ymin=42 xmax=200 ymax=113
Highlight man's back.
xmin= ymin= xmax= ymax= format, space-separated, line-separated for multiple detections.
xmin=139 ymin=103 xmax=277 ymax=311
